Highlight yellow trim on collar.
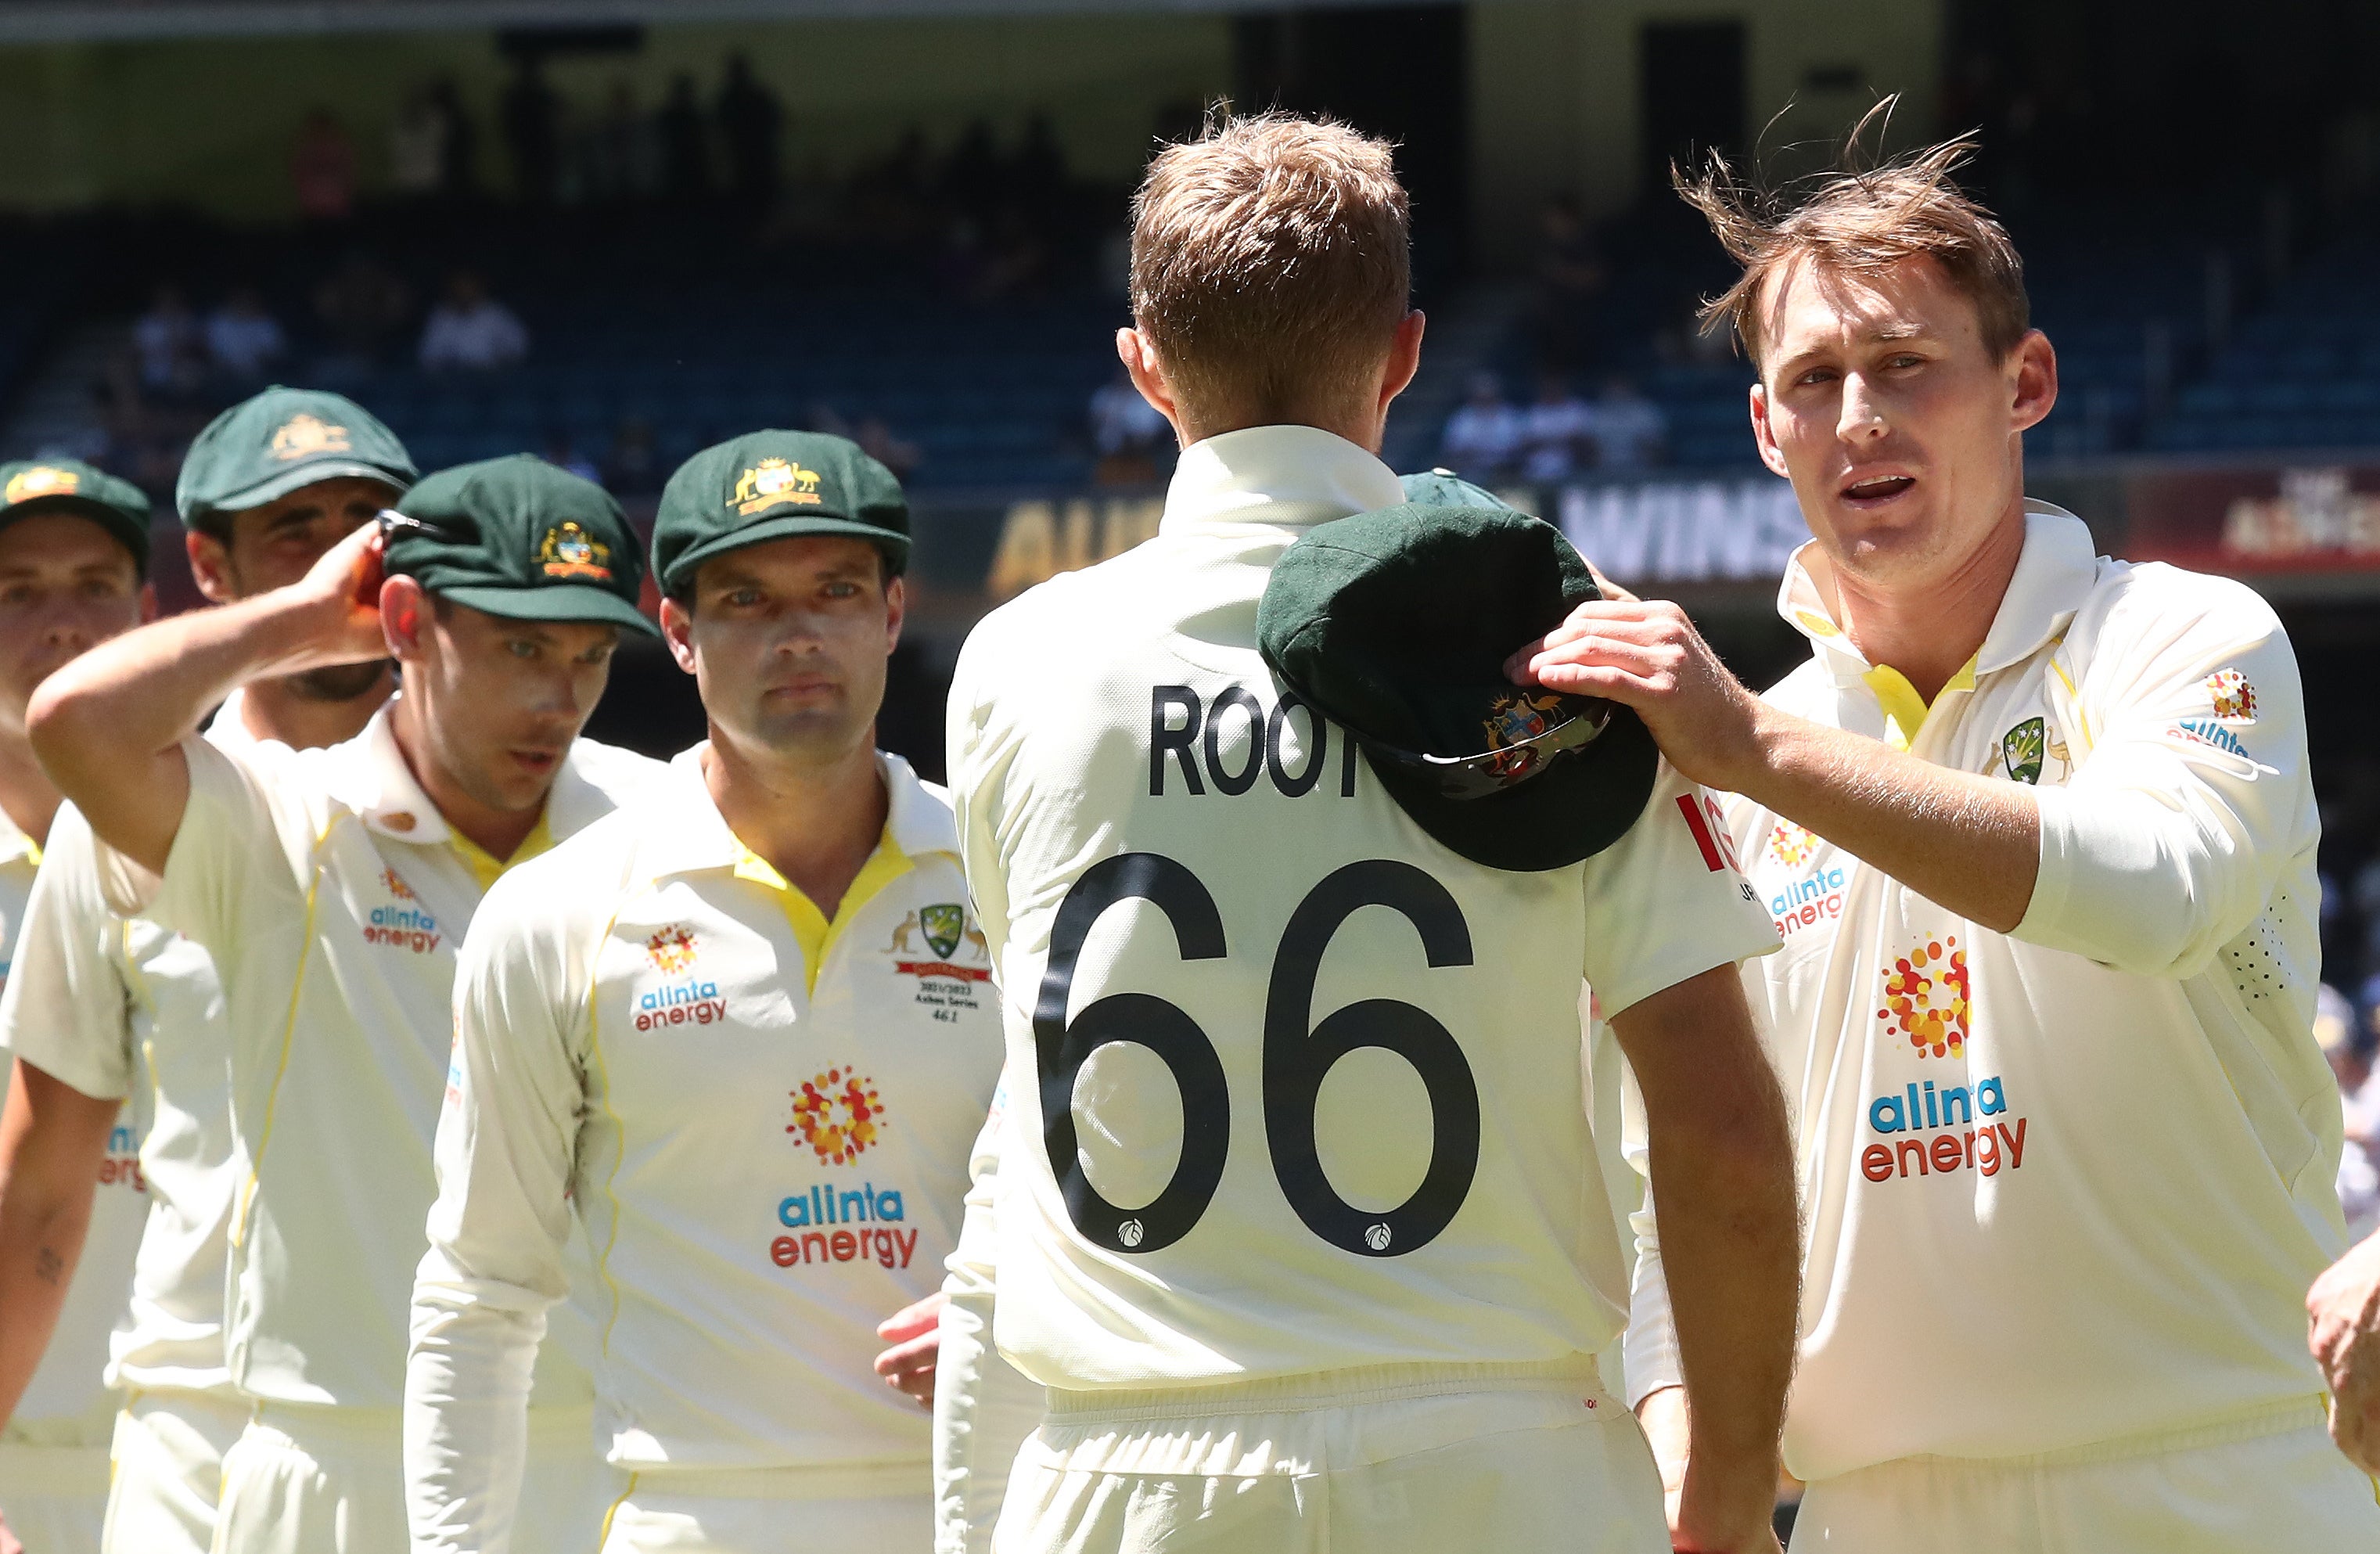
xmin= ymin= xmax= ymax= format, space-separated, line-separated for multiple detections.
xmin=732 ymin=826 xmax=911 ymax=997
xmin=448 ymin=811 xmax=555 ymax=894
xmin=1861 ymin=654 xmax=1979 ymax=753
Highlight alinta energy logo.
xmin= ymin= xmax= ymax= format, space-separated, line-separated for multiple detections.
xmin=365 ymin=867 xmax=441 ymax=953
xmin=1863 ymin=1072 xmax=2030 ymax=1183
xmin=1878 ymin=934 xmax=1968 ymax=1058
xmin=789 ymin=1066 xmax=886 ymax=1165
xmin=635 ymin=926 xmax=721 ymax=1031
xmin=646 ymin=923 xmax=697 ymax=973
xmin=1768 ymin=821 xmax=1818 ymax=868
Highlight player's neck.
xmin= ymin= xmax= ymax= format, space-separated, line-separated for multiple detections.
xmin=0 ymin=728 xmax=61 ymax=851
xmin=704 ymin=729 xmax=886 ymax=920
xmin=239 ymin=669 xmax=394 ymax=752
xmin=1832 ymin=505 xmax=2027 ymax=706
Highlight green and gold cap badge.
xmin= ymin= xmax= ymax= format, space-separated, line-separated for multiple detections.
xmin=1257 ymin=497 xmax=1659 ymax=872
xmin=176 ymin=385 xmax=416 ymax=527
xmin=652 ymin=430 xmax=909 ymax=596
xmin=380 ymin=454 xmax=655 ymax=636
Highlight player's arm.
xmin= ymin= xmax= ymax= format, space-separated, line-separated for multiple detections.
xmin=1510 ymin=595 xmax=2037 ymax=930
xmin=929 ymin=1094 xmax=1045 ymax=1554
xmin=1609 ymin=967 xmax=1796 ymax=1554
xmin=0 ymin=1059 xmax=119 ymax=1425
xmin=28 ymin=520 xmax=388 ymax=873
xmin=405 ymin=884 xmax=586 ymax=1554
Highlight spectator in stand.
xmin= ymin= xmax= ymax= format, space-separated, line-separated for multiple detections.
xmin=314 ymin=251 xmax=413 ymax=370
xmin=203 ymin=287 xmax=287 ymax=383
xmin=1533 ymin=194 xmax=1605 ymax=365
xmin=292 ymin=109 xmax=357 ymax=221
xmin=1584 ymin=374 xmax=1668 ymax=473
xmin=1439 ymin=372 xmax=1523 ymax=484
xmin=542 ymin=430 xmax=602 ymax=484
xmin=418 ymin=272 xmax=528 ymax=372
xmin=1518 ymin=369 xmax=1593 ymax=484
xmin=1088 ymin=365 xmax=1168 ymax=485
xmin=501 ymin=56 xmax=562 ymax=206
xmin=132 ymin=284 xmax=203 ymax=401
xmin=657 ymin=76 xmax=712 ymax=202
xmin=389 ymin=85 xmax=451 ymax=198
xmin=588 ymin=81 xmax=653 ymax=203
xmin=717 ymin=53 xmax=783 ymax=202
xmin=432 ymin=80 xmax=479 ymax=197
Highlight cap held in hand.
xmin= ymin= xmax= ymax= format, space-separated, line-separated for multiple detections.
xmin=380 ymin=455 xmax=656 ymax=637
xmin=1257 ymin=502 xmax=1659 ymax=872
xmin=652 ymin=430 xmax=909 ymax=597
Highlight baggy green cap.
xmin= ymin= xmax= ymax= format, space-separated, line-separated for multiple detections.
xmin=383 ymin=455 xmax=656 ymax=637
xmin=653 ymin=430 xmax=909 ymax=595
xmin=1257 ymin=501 xmax=1658 ymax=872
xmin=1399 ymin=468 xmax=1508 ymax=509
xmin=0 ymin=458 xmax=154 ymax=575
xmin=177 ymin=386 xmax=417 ymax=527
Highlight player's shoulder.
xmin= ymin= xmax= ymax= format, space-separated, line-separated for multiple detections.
xmin=1756 ymin=653 xmax=1832 ymax=713
xmin=478 ymin=804 xmax=652 ymax=951
xmin=2065 ymin=554 xmax=2289 ymax=678
xmin=563 ymin=736 xmax=673 ymax=802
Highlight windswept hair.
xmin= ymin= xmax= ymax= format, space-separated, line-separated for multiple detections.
xmin=1130 ymin=110 xmax=1411 ymax=425
xmin=1675 ymin=99 xmax=2029 ymax=372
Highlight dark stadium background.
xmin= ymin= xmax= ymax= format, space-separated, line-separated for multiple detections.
xmin=3 ymin=0 xmax=2378 ymax=1069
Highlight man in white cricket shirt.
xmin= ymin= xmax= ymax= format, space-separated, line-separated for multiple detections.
xmin=0 ymin=460 xmax=161 ymax=1553
xmin=26 ymin=455 xmax=665 ymax=1554
xmin=407 ymin=430 xmax=1004 ymax=1553
xmin=945 ymin=113 xmax=1799 ymax=1554
xmin=1519 ymin=132 xmax=2380 ymax=1549
xmin=0 ymin=387 xmax=415 ymax=1554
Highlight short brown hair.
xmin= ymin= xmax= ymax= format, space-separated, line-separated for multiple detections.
xmin=1677 ymin=113 xmax=2029 ymax=373
xmin=1129 ymin=111 xmax=1411 ymax=425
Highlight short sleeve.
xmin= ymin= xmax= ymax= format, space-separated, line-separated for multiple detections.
xmin=0 ymin=805 xmax=136 ymax=1100
xmin=1578 ymin=765 xmax=1780 ymax=1018
xmin=95 ymin=735 xmax=294 ymax=948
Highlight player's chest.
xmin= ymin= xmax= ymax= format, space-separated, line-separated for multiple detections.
xmin=588 ymin=876 xmax=1000 ymax=1129
xmin=1889 ymin=658 xmax=2079 ymax=789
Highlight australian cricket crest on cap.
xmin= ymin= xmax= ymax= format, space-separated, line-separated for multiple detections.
xmin=3 ymin=466 xmax=79 ymax=504
xmin=270 ymin=413 xmax=352 ymax=462
xmin=538 ymin=520 xmax=613 ymax=581
xmin=1484 ymin=691 xmax=1566 ymax=781
xmin=733 ymin=457 xmax=821 ymax=515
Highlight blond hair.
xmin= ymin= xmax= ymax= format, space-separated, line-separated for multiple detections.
xmin=1129 ymin=111 xmax=1411 ymax=425
xmin=1677 ymin=106 xmax=2029 ymax=372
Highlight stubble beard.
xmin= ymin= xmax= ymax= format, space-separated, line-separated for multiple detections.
xmin=284 ymin=661 xmax=392 ymax=703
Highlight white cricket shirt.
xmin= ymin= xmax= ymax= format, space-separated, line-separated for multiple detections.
xmin=2 ymin=697 xmax=261 ymax=1400
xmin=408 ymin=748 xmax=1002 ymax=1545
xmin=95 ymin=702 xmax=662 ymax=1410
xmin=0 ymin=811 xmax=149 ymax=1444
xmin=947 ymin=424 xmax=1779 ymax=1392
xmin=1626 ymin=505 xmax=2345 ymax=1479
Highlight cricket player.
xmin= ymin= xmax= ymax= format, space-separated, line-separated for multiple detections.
xmin=1522 ymin=132 xmax=2380 ymax=1548
xmin=406 ymin=431 xmax=1004 ymax=1552
xmin=0 ymin=389 xmax=414 ymax=1554
xmin=26 ymin=455 xmax=664 ymax=1554
xmin=945 ymin=113 xmax=1798 ymax=1554
xmin=0 ymin=460 xmax=160 ymax=1553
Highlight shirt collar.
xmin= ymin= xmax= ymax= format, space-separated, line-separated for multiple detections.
xmin=1776 ymin=501 xmax=2101 ymax=679
xmin=1158 ymin=425 xmax=1407 ymax=538
xmin=327 ymin=697 xmax=617 ymax=848
xmin=0 ymin=807 xmax=38 ymax=870
xmin=644 ymin=744 xmax=956 ymax=880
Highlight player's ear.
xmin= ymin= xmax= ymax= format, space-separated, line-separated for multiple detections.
xmin=1117 ymin=327 xmax=1185 ymax=441
xmin=379 ymin=574 xmax=426 ymax=663
xmin=658 ymin=595 xmax=697 ymax=675
xmin=186 ymin=529 xmax=236 ymax=605
xmin=138 ymin=582 xmax=160 ymax=625
xmin=1749 ymin=381 xmax=1790 ymax=481
xmin=883 ymin=574 xmax=905 ymax=654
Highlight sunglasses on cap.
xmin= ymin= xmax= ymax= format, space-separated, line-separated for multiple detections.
xmin=1364 ymin=697 xmax=1616 ymax=802
xmin=375 ymin=508 xmax=466 ymax=542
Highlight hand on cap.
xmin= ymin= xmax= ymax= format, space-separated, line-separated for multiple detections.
xmin=872 ymin=1291 xmax=945 ymax=1408
xmin=285 ymin=517 xmax=391 ymax=669
xmin=2310 ymin=1228 xmax=2380 ymax=1472
xmin=1504 ymin=595 xmax=1765 ymax=794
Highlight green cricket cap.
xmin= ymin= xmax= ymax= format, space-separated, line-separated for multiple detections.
xmin=653 ymin=430 xmax=909 ymax=595
xmin=1257 ymin=502 xmax=1659 ymax=872
xmin=1399 ymin=468 xmax=1508 ymax=509
xmin=383 ymin=455 xmax=656 ymax=637
xmin=177 ymin=386 xmax=417 ymax=527
xmin=0 ymin=459 xmax=153 ymax=575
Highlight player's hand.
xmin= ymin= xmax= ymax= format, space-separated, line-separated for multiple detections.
xmin=2310 ymin=1228 xmax=2380 ymax=1470
xmin=1504 ymin=594 xmax=1767 ymax=795
xmin=284 ymin=518 xmax=390 ymax=668
xmin=874 ymin=1292 xmax=945 ymax=1408
xmin=1671 ymin=1472 xmax=1785 ymax=1554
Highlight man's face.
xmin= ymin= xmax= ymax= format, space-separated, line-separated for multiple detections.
xmin=0 ymin=511 xmax=148 ymax=732
xmin=1749 ymin=254 xmax=2057 ymax=598
xmin=192 ymin=476 xmax=396 ymax=700
xmin=663 ymin=536 xmax=903 ymax=764
xmin=395 ymin=597 xmax=620 ymax=816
